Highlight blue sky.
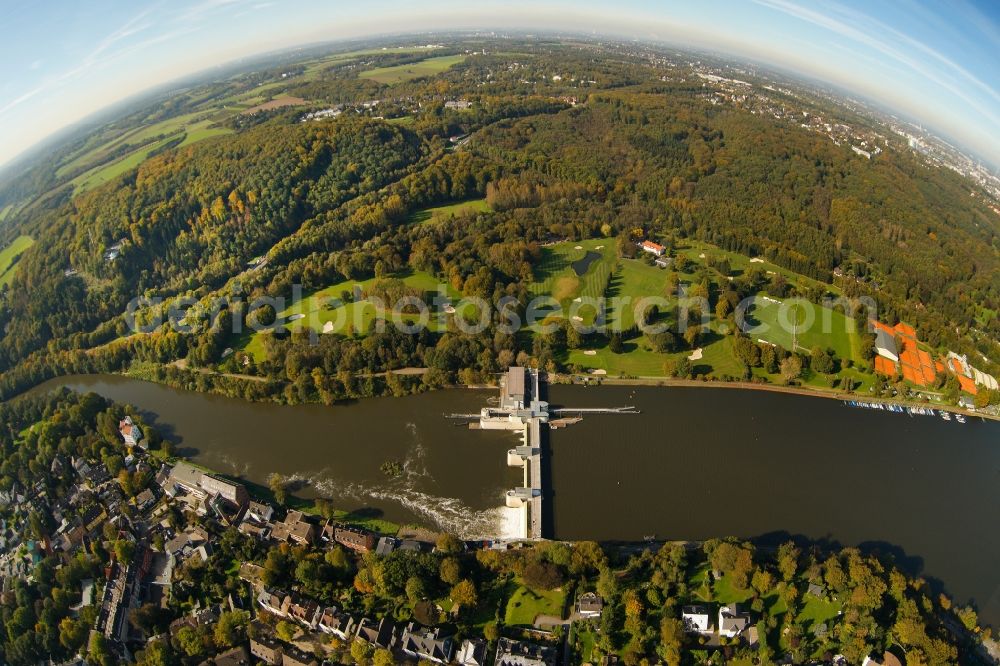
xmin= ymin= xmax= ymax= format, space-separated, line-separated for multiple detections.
xmin=0 ymin=0 xmax=998 ymax=169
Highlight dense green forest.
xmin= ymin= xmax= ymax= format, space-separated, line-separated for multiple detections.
xmin=0 ymin=38 xmax=997 ymax=405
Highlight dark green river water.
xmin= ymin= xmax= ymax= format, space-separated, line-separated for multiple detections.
xmin=26 ymin=375 xmax=1000 ymax=625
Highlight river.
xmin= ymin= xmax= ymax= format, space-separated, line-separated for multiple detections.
xmin=25 ymin=374 xmax=1000 ymax=625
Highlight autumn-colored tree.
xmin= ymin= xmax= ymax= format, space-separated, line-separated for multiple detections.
xmin=659 ymin=617 xmax=685 ymax=666
xmin=451 ymin=579 xmax=478 ymax=607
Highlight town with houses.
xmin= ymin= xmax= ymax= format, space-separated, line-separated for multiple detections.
xmin=0 ymin=405 xmax=588 ymax=665
xmin=0 ymin=389 xmax=976 ymax=666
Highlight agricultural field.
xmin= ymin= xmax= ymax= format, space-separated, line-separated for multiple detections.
xmin=177 ymin=120 xmax=232 ymax=146
xmin=69 ymin=138 xmax=172 ymax=192
xmin=63 ymin=112 xmax=233 ymax=193
xmin=297 ymin=46 xmax=440 ymax=80
xmin=0 ymin=235 xmax=34 ymax=287
xmin=742 ymin=295 xmax=859 ymax=361
xmin=407 ymin=198 xmax=490 ymax=224
xmin=358 ymin=54 xmax=466 ymax=84
xmin=241 ymin=95 xmax=307 ymax=114
xmin=240 ymin=270 xmax=460 ymax=360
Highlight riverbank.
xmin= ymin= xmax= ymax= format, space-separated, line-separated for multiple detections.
xmin=173 ymin=457 xmax=404 ymax=535
xmin=549 ymin=373 xmax=1000 ymax=422
xmin=23 ymin=372 xmax=1000 ymax=627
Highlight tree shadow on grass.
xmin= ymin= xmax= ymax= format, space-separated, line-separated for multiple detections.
xmin=342 ymin=506 xmax=385 ymax=522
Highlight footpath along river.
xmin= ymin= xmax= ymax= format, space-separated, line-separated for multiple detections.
xmin=28 ymin=375 xmax=1000 ymax=626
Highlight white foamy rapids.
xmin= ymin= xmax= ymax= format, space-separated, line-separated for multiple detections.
xmin=498 ymin=505 xmax=525 ymax=539
xmin=289 ymin=471 xmax=520 ymax=541
xmin=401 ymin=422 xmax=433 ymax=482
xmin=367 ymin=486 xmax=503 ymax=539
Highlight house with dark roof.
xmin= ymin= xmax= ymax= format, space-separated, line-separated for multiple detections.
xmin=718 ymin=603 xmax=751 ymax=638
xmin=495 ymin=637 xmax=556 ymax=666
xmin=375 ymin=536 xmax=399 ymax=556
xmin=286 ymin=593 xmax=320 ymax=628
xmin=332 ymin=524 xmax=377 ymax=552
xmin=249 ymin=635 xmax=282 ymax=665
xmin=576 ymin=592 xmax=604 ymax=619
xmin=807 ymin=582 xmax=826 ymax=598
xmin=163 ymin=461 xmax=248 ymax=510
xmin=244 ymin=500 xmax=274 ymax=524
xmin=134 ymin=488 xmax=156 ymax=513
xmin=399 ymin=622 xmax=454 ymax=664
xmin=238 ymin=521 xmax=270 ymax=540
xmin=317 ymin=606 xmax=357 ymax=640
xmin=250 ymin=629 xmax=319 ymax=666
xmin=257 ymin=588 xmax=291 ymax=617
xmin=270 ymin=510 xmax=316 ymax=546
xmin=862 ymin=652 xmax=904 ymax=666
xmin=197 ymin=644 xmax=250 ymax=666
xmin=355 ymin=616 xmax=396 ymax=650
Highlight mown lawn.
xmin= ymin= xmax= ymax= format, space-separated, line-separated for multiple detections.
xmin=797 ymin=592 xmax=842 ymax=627
xmin=387 ymin=115 xmax=416 ymax=126
xmin=605 ymin=257 xmax=670 ymax=331
xmin=712 ymin=574 xmax=754 ymax=605
xmin=239 ymin=270 xmax=460 ymax=360
xmin=743 ymin=295 xmax=858 ymax=361
xmin=676 ymin=239 xmax=837 ymax=294
xmin=359 ymin=55 xmax=466 ymax=84
xmin=504 ymin=581 xmax=566 ymax=627
xmin=530 ymin=238 xmax=617 ymax=309
xmin=566 ymin=342 xmax=669 ymax=377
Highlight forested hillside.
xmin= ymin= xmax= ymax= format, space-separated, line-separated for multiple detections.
xmin=472 ymin=92 xmax=1000 ymax=331
xmin=0 ymin=38 xmax=997 ymax=405
xmin=1 ymin=119 xmax=424 ymax=366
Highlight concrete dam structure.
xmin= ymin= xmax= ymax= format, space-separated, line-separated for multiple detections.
xmin=455 ymin=367 xmax=638 ymax=540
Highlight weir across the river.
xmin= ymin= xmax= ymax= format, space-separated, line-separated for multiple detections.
xmin=450 ymin=367 xmax=639 ymax=539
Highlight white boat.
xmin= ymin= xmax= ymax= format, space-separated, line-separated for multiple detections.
xmin=955 ymin=414 xmax=966 ymax=424
xmin=940 ymin=411 xmax=951 ymax=421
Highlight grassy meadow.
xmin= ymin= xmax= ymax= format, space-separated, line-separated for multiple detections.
xmin=0 ymin=235 xmax=35 ymax=287
xmin=240 ymin=270 xmax=461 ymax=361
xmin=743 ymin=295 xmax=859 ymax=361
xmin=504 ymin=580 xmax=567 ymax=627
xmin=408 ymin=198 xmax=491 ymax=224
xmin=528 ymin=237 xmax=873 ymax=384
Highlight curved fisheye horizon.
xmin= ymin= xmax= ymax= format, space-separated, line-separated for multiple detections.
xmin=1 ymin=0 xmax=999 ymax=171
